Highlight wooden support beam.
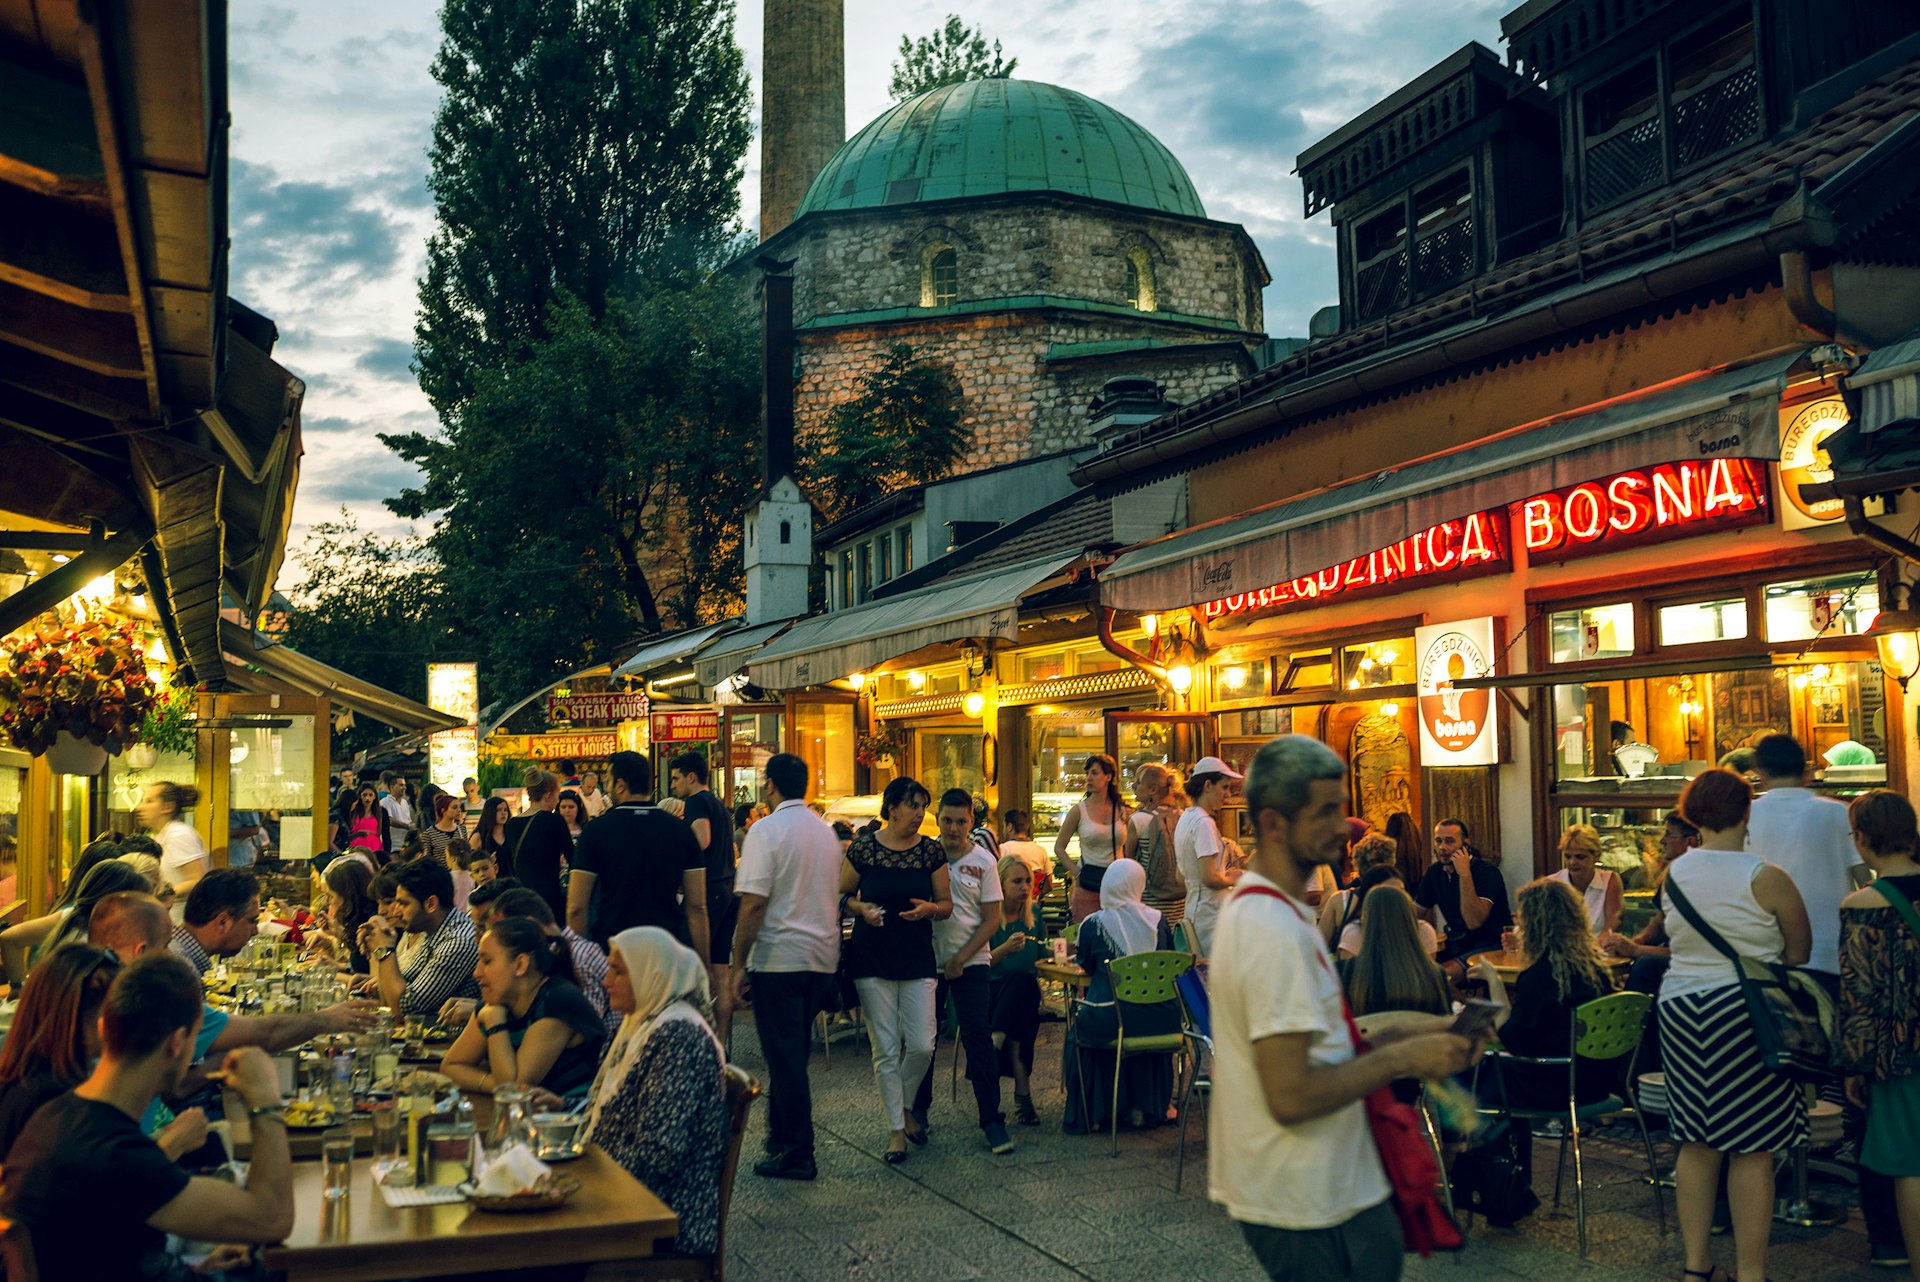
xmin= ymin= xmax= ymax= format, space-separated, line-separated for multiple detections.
xmin=0 ymin=343 xmax=146 ymax=420
xmin=0 ymin=524 xmax=146 ymax=636
xmin=0 ymin=56 xmax=108 ymax=206
xmin=0 ymin=183 xmax=129 ymax=310
xmin=0 ymin=276 xmax=142 ymax=378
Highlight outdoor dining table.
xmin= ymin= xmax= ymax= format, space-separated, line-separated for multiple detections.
xmin=1477 ymin=948 xmax=1633 ymax=985
xmin=262 ymin=1143 xmax=678 ymax=1282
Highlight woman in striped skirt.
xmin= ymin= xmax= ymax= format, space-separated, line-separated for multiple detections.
xmin=1660 ymin=768 xmax=1813 ymax=1282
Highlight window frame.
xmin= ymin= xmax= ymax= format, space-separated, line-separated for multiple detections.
xmin=921 ymin=245 xmax=958 ymax=308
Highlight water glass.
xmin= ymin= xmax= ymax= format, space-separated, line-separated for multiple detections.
xmin=532 ymin=1112 xmax=585 ymax=1161
xmin=369 ymin=1103 xmax=403 ymax=1179
xmin=427 ymin=1122 xmax=476 ymax=1188
xmin=320 ymin=1127 xmax=355 ymax=1201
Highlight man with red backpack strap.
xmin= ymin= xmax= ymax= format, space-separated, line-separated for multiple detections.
xmin=1210 ymin=734 xmax=1486 ymax=1280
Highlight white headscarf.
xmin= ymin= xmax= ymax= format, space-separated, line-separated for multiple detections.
xmin=1091 ymin=859 xmax=1161 ymax=958
xmin=582 ymin=927 xmax=720 ymax=1142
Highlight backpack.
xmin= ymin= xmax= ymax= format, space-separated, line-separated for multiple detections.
xmin=1138 ymin=810 xmax=1185 ymax=905
xmin=1450 ymin=1122 xmax=1540 ymax=1227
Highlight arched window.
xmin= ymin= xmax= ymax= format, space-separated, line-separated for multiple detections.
xmin=1124 ymin=248 xmax=1156 ymax=312
xmin=921 ymin=245 xmax=958 ymax=308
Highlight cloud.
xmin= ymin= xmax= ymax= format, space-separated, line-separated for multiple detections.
xmin=354 ymin=338 xmax=416 ymax=381
xmin=229 ymin=158 xmax=414 ymax=302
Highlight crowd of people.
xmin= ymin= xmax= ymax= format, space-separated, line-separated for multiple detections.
xmin=0 ymin=725 xmax=1912 ymax=1282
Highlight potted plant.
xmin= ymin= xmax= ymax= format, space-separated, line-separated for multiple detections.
xmin=0 ymin=614 xmax=161 ymax=775
xmin=127 ymin=686 xmax=196 ymax=768
xmin=855 ymin=729 xmax=902 ymax=767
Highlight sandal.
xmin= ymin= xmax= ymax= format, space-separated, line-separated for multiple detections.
xmin=1682 ymin=1269 xmax=1718 ymax=1282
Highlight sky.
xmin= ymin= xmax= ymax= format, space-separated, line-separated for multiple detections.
xmin=227 ymin=0 xmax=1510 ymax=578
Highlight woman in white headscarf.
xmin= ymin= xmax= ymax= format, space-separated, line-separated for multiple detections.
xmin=575 ymin=927 xmax=729 ymax=1258
xmin=1061 ymin=860 xmax=1179 ymax=1134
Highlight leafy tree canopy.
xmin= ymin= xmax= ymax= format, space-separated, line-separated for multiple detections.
xmin=385 ymin=277 xmax=761 ymax=706
xmin=888 ymin=15 xmax=1017 ymax=100
xmin=805 ymin=343 xmax=968 ymax=522
xmin=415 ymin=0 xmax=753 ymax=419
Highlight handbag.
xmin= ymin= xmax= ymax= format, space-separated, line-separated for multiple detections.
xmin=1235 ymin=884 xmax=1463 ymax=1255
xmin=1663 ymin=871 xmax=1835 ymax=1083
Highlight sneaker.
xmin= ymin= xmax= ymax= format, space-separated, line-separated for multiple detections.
xmin=753 ymin=1153 xmax=818 ymax=1181
xmin=984 ymin=1121 xmax=1016 ymax=1155
xmin=1872 ymin=1243 xmax=1911 ymax=1268
xmin=1015 ymin=1094 xmax=1040 ymax=1127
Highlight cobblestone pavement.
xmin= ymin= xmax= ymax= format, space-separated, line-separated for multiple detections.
xmin=721 ymin=1012 xmax=1886 ymax=1282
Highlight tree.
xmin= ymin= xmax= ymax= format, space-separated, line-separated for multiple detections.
xmin=805 ymin=343 xmax=968 ymax=522
xmin=413 ymin=0 xmax=753 ymax=419
xmin=888 ymin=15 xmax=1017 ymax=100
xmin=383 ymin=277 xmax=762 ymax=706
xmin=278 ymin=512 xmax=463 ymax=758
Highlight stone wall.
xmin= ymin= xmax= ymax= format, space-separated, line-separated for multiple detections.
xmin=786 ymin=194 xmax=1267 ymax=334
xmin=795 ymin=310 xmax=1255 ymax=468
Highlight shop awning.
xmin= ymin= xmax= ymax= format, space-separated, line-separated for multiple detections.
xmin=1849 ymin=329 xmax=1920 ymax=434
xmin=220 ymin=621 xmax=465 ymax=734
xmin=612 ymin=621 xmax=738 ymax=680
xmin=694 ymin=619 xmax=795 ymax=687
xmin=748 ymin=555 xmax=1074 ymax=689
xmin=1098 ymin=350 xmax=1805 ymax=612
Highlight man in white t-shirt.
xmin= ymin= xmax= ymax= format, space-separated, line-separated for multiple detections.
xmin=1176 ymin=757 xmax=1243 ymax=955
xmin=1746 ymin=734 xmax=1869 ymax=980
xmin=1211 ymin=735 xmax=1479 ymax=1281
xmin=913 ymin=789 xmax=1012 ymax=1154
xmin=731 ymin=753 xmax=843 ymax=1182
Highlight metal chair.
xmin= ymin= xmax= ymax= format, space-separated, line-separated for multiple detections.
xmin=1472 ymin=990 xmax=1664 ymax=1258
xmin=585 ymin=1066 xmax=760 ymax=1282
xmin=1173 ymin=966 xmax=1212 ymax=1192
xmin=1076 ymin=950 xmax=1194 ymax=1156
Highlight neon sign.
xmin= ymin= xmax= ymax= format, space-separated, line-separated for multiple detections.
xmin=1201 ymin=512 xmax=1508 ymax=618
xmin=1521 ymin=458 xmax=1767 ymax=559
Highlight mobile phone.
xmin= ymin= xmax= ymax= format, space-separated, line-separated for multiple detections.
xmin=1450 ymin=998 xmax=1502 ymax=1042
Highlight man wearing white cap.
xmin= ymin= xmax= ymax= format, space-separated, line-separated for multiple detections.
xmin=1176 ymin=756 xmax=1243 ymax=955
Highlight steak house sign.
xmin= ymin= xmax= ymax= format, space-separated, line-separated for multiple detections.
xmin=1201 ymin=458 xmax=1767 ymax=620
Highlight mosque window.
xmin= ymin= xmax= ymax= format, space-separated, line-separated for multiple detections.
xmin=1124 ymin=249 xmax=1156 ymax=312
xmin=921 ymin=245 xmax=958 ymax=308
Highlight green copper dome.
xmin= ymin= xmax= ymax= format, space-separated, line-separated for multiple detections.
xmin=796 ymin=79 xmax=1207 ymax=220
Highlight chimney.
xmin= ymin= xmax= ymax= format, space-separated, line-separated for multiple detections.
xmin=743 ymin=256 xmax=809 ymax=625
xmin=759 ymin=255 xmax=797 ymax=486
xmin=760 ymin=0 xmax=845 ymax=240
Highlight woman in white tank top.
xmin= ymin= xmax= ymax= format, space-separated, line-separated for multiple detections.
xmin=1547 ymin=824 xmax=1622 ymax=933
xmin=1053 ymin=754 xmax=1135 ymax=924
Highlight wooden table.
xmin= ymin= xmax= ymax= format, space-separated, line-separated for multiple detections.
xmin=228 ymin=1091 xmax=496 ymax=1161
xmin=1035 ymin=959 xmax=1091 ymax=991
xmin=1476 ymin=950 xmax=1633 ymax=984
xmin=263 ymin=1144 xmax=677 ymax=1282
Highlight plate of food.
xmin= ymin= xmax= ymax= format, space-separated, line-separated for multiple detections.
xmin=283 ymin=1098 xmax=340 ymax=1130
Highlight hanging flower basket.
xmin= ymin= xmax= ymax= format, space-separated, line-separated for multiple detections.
xmin=47 ymin=730 xmax=108 ymax=776
xmin=855 ymin=730 xmax=902 ymax=767
xmin=0 ymin=614 xmax=160 ymax=760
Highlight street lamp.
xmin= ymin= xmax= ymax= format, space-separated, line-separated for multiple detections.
xmin=1166 ymin=664 xmax=1194 ymax=694
xmin=963 ymin=690 xmax=986 ymax=718
xmin=1867 ymin=607 xmax=1920 ymax=689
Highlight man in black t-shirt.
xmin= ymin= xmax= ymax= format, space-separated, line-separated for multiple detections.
xmin=502 ymin=768 xmax=573 ymax=921
xmin=1 ymin=954 xmax=296 ymax=1279
xmin=1413 ymin=816 xmax=1512 ymax=968
xmin=669 ymin=750 xmax=739 ymax=1042
xmin=568 ymin=751 xmax=709 ymax=961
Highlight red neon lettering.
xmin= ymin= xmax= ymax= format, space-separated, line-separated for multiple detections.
xmin=1564 ymin=484 xmax=1607 ymax=542
xmin=1652 ymin=463 xmax=1697 ymax=525
xmin=1379 ymin=541 xmax=1406 ymax=581
xmin=1459 ymin=513 xmax=1494 ymax=564
xmin=1522 ymin=497 xmax=1562 ymax=552
xmin=1317 ymin=565 xmax=1343 ymax=594
xmin=1426 ymin=522 xmax=1459 ymax=570
xmin=1704 ymin=457 xmax=1751 ymax=511
xmin=1607 ymin=472 xmax=1653 ymax=532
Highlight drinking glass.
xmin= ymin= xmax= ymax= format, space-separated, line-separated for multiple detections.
xmin=321 ymin=1127 xmax=355 ymax=1201
xmin=369 ymin=1103 xmax=403 ymax=1179
xmin=427 ymin=1122 xmax=476 ymax=1188
xmin=487 ymin=1083 xmax=534 ymax=1155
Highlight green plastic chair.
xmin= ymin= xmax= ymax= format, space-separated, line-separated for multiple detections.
xmin=1078 ymin=950 xmax=1193 ymax=1156
xmin=1471 ymin=989 xmax=1663 ymax=1258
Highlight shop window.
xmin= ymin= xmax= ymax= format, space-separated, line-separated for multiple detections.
xmin=1657 ymin=597 xmax=1748 ymax=646
xmin=916 ymin=728 xmax=982 ymax=801
xmin=794 ymin=702 xmax=855 ymax=802
xmin=1020 ymin=652 xmax=1067 ymax=683
xmin=1764 ymin=571 xmax=1880 ymax=642
xmin=921 ymin=245 xmax=958 ymax=308
xmin=1340 ymin=637 xmax=1414 ymax=691
xmin=897 ymin=526 xmax=913 ymax=574
xmin=1210 ymin=659 xmax=1270 ymax=703
xmin=1075 ymin=650 xmax=1127 ymax=675
xmin=1279 ymin=649 xmax=1334 ymax=693
xmin=726 ymin=710 xmax=785 ymax=808
xmin=1028 ymin=707 xmax=1106 ymax=843
xmin=1548 ymin=603 xmax=1635 ymax=664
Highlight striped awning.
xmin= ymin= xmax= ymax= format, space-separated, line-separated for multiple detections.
xmin=1848 ymin=329 xmax=1920 ymax=433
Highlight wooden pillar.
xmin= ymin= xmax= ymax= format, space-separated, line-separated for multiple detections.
xmin=19 ymin=757 xmax=57 ymax=915
xmin=1423 ymin=765 xmax=1500 ymax=858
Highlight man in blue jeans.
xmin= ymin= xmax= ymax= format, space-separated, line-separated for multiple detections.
xmin=912 ymin=790 xmax=1011 ymax=1153
xmin=732 ymin=754 xmax=844 ymax=1180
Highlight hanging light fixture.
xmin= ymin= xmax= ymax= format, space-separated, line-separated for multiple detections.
xmin=1867 ymin=605 xmax=1920 ymax=690
xmin=963 ymin=690 xmax=986 ymax=718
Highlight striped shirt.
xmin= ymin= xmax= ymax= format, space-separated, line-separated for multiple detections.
xmin=396 ymin=909 xmax=481 ymax=1016
xmin=566 ymin=928 xmax=621 ymax=1038
xmin=169 ymin=925 xmax=212 ymax=975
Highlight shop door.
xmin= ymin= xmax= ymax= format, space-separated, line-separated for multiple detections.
xmin=1105 ymin=714 xmax=1212 ymax=797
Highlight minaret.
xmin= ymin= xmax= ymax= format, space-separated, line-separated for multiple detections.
xmin=743 ymin=257 xmax=810 ymax=625
xmin=760 ymin=0 xmax=844 ymax=240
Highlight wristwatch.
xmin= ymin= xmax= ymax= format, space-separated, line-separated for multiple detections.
xmin=249 ymin=1104 xmax=288 ymax=1124
xmin=372 ymin=945 xmax=397 ymax=962
xmin=481 ymin=1023 xmax=509 ymax=1038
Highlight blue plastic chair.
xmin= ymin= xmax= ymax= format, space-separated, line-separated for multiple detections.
xmin=1173 ymin=967 xmax=1212 ymax=1192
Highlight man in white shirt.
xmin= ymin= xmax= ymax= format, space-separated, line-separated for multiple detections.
xmin=1176 ymin=758 xmax=1243 ymax=955
xmin=578 ymin=771 xmax=613 ymax=819
xmin=1211 ymin=735 xmax=1478 ymax=1280
xmin=731 ymin=753 xmax=843 ymax=1182
xmin=913 ymin=789 xmax=1010 ymax=1154
xmin=1746 ymin=734 xmax=1868 ymax=981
